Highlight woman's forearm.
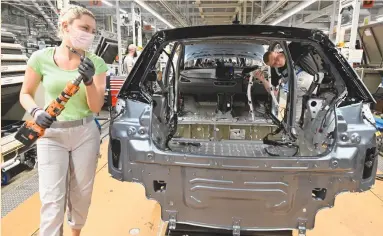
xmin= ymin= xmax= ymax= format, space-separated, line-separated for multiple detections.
xmin=85 ymin=83 xmax=104 ymax=113
xmin=20 ymin=93 xmax=39 ymax=112
xmin=20 ymin=66 xmax=42 ymax=113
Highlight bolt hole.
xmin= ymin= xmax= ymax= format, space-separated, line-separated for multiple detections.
xmin=311 ymin=101 xmax=317 ymax=107
xmin=333 ymin=161 xmax=338 ymax=166
xmin=312 ymin=188 xmax=327 ymax=200
xmin=153 ymin=180 xmax=167 ymax=192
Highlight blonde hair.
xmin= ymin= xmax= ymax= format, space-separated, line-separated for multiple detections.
xmin=57 ymin=4 xmax=95 ymax=39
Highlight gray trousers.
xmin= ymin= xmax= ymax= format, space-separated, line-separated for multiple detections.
xmin=36 ymin=120 xmax=100 ymax=236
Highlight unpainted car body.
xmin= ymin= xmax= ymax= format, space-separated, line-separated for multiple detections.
xmin=108 ymin=25 xmax=378 ymax=234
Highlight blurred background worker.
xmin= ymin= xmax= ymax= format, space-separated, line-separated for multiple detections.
xmin=123 ymin=44 xmax=137 ymax=74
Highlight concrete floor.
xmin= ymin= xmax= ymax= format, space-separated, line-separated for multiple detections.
xmin=2 ymin=141 xmax=383 ymax=236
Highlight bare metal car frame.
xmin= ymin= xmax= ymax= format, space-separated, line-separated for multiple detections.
xmin=108 ymin=25 xmax=378 ymax=235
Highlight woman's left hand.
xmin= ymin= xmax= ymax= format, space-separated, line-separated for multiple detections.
xmin=79 ymin=57 xmax=95 ymax=86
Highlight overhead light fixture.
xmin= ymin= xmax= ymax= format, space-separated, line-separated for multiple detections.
xmin=270 ymin=0 xmax=318 ymax=26
xmin=133 ymin=0 xmax=175 ymax=28
xmin=119 ymin=9 xmax=127 ymax=14
xmin=102 ymin=0 xmax=113 ymax=7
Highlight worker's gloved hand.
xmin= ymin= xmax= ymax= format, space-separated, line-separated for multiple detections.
xmin=33 ymin=109 xmax=54 ymax=129
xmin=78 ymin=57 xmax=95 ymax=86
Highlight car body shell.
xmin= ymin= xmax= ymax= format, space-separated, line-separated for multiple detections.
xmin=108 ymin=25 xmax=377 ymax=233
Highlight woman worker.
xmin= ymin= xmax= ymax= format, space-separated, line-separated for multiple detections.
xmin=19 ymin=5 xmax=108 ymax=236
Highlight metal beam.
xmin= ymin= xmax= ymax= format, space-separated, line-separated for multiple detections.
xmin=329 ymin=1 xmax=338 ymax=40
xmin=233 ymin=0 xmax=243 ymax=21
xmin=296 ymin=3 xmax=334 ymax=25
xmin=261 ymin=0 xmax=265 ymax=14
xmin=198 ymin=3 xmax=241 ymax=8
xmin=243 ymin=0 xmax=247 ymax=24
xmin=196 ymin=0 xmax=204 ymax=22
xmin=205 ymin=19 xmax=233 ymax=22
xmin=201 ymin=12 xmax=235 ymax=17
xmin=160 ymin=12 xmax=261 ymax=17
xmin=158 ymin=0 xmax=188 ymax=27
xmin=133 ymin=0 xmax=175 ymax=28
xmin=30 ymin=0 xmax=57 ymax=31
xmin=251 ymin=0 xmax=254 ymax=23
xmin=349 ymin=0 xmax=361 ymax=49
xmin=45 ymin=0 xmax=59 ymax=16
xmin=254 ymin=0 xmax=289 ymax=24
xmin=116 ymin=0 xmax=122 ymax=75
xmin=270 ymin=0 xmax=318 ymax=25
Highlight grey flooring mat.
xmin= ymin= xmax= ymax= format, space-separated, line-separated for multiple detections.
xmin=1 ymin=172 xmax=39 ymax=218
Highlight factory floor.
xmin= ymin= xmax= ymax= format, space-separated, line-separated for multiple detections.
xmin=2 ymin=141 xmax=383 ymax=236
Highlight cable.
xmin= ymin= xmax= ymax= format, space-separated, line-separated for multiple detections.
xmin=161 ymin=49 xmax=177 ymax=124
xmin=264 ymin=143 xmax=300 ymax=157
xmin=108 ymin=106 xmax=125 ymax=142
xmin=362 ymin=114 xmax=377 ymax=129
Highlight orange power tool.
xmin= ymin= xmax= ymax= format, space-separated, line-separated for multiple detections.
xmin=15 ymin=47 xmax=84 ymax=147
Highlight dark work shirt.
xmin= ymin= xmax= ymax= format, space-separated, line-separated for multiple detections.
xmin=270 ymin=42 xmax=316 ymax=87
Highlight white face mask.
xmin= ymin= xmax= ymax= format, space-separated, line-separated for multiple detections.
xmin=68 ymin=27 xmax=95 ymax=50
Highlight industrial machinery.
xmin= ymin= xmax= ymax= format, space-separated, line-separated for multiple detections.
xmin=1 ymin=122 xmax=37 ymax=185
xmin=92 ymin=30 xmax=121 ymax=107
xmin=1 ymin=32 xmax=35 ymax=185
xmin=355 ymin=21 xmax=383 ymax=96
xmin=1 ymin=32 xmax=28 ymax=122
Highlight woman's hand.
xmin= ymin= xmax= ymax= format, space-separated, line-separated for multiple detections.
xmin=78 ymin=57 xmax=95 ymax=86
xmin=81 ymin=57 xmax=106 ymax=113
xmin=33 ymin=109 xmax=55 ymax=128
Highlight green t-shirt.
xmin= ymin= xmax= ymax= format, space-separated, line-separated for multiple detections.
xmin=27 ymin=47 xmax=108 ymax=121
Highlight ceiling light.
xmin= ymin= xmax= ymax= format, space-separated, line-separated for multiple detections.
xmin=270 ymin=0 xmax=318 ymax=26
xmin=102 ymin=0 xmax=113 ymax=7
xmin=119 ymin=9 xmax=127 ymax=14
xmin=133 ymin=0 xmax=175 ymax=28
